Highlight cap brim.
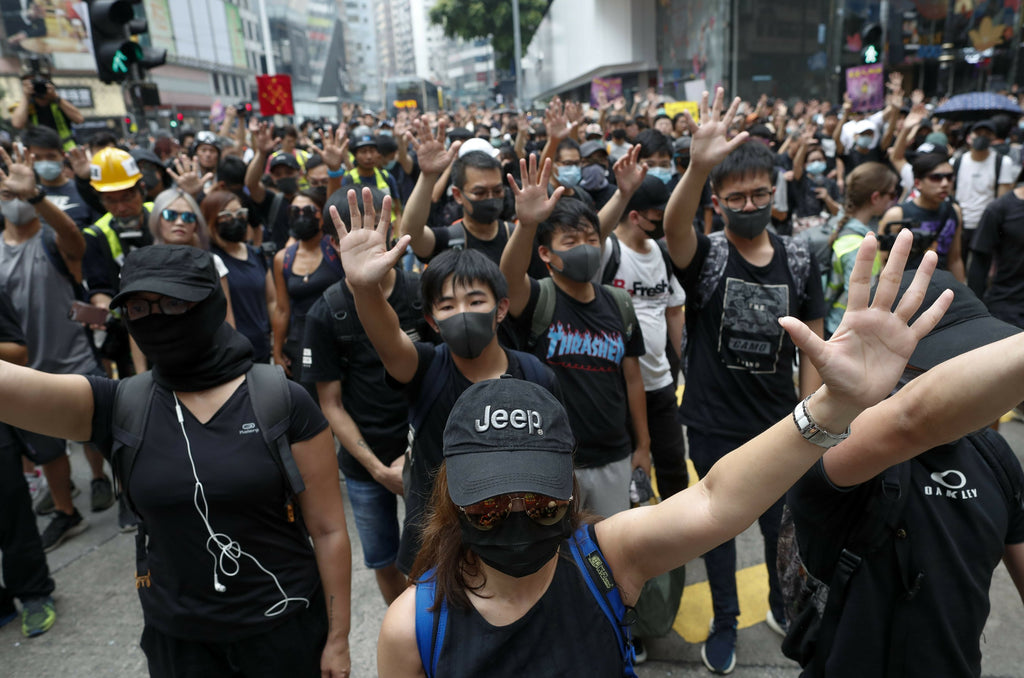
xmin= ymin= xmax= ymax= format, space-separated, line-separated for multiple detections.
xmin=109 ymin=279 xmax=213 ymax=308
xmin=446 ymin=447 xmax=574 ymax=506
xmin=909 ymin=315 xmax=1021 ymax=370
xmin=92 ymin=178 xmax=141 ymax=192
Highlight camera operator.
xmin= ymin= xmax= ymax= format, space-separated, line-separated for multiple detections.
xmin=12 ymin=76 xmax=84 ymax=152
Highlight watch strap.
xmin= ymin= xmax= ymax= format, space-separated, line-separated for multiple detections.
xmin=793 ymin=393 xmax=850 ymax=448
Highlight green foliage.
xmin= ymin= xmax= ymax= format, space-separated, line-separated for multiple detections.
xmin=428 ymin=0 xmax=550 ymax=71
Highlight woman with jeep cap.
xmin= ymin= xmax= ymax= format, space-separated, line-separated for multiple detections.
xmin=0 ymin=245 xmax=352 ymax=677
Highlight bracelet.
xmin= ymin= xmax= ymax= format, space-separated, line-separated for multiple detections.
xmin=327 ymin=167 xmax=345 ymax=178
xmin=792 ymin=392 xmax=850 ymax=448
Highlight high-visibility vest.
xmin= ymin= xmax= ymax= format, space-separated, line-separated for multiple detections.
xmin=30 ymin=102 xmax=75 ymax=151
xmin=85 ymin=203 xmax=155 ymax=265
xmin=345 ymin=167 xmax=400 ymax=219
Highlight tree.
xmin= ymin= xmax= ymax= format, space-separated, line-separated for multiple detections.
xmin=428 ymin=0 xmax=550 ymax=72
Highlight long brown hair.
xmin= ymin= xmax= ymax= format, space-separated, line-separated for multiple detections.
xmin=829 ymin=161 xmax=897 ymax=247
xmin=200 ymin=190 xmax=241 ymax=247
xmin=410 ymin=464 xmax=587 ymax=611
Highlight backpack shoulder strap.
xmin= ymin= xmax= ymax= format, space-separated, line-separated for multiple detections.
xmin=246 ymin=364 xmax=304 ymax=497
xmin=394 ymin=269 xmax=425 ymax=331
xmin=600 ymin=233 xmax=622 ymax=285
xmin=320 ymin=235 xmax=345 ymax=279
xmin=528 ymin=277 xmax=557 ymax=350
xmin=282 ymin=242 xmax=299 ymax=280
xmin=267 ymin=191 xmax=285 ymax=237
xmin=568 ymin=524 xmax=638 ymax=677
xmin=414 ymin=570 xmax=448 ymax=678
xmin=446 ymin=221 xmax=467 ymax=250
xmin=656 ymin=239 xmax=675 ymax=281
xmin=995 ymin=151 xmax=1006 ymax=192
xmin=111 ymin=371 xmax=157 ymax=512
xmin=601 ymin=283 xmax=638 ymax=342
xmin=779 ymin=234 xmax=813 ymax=303
xmin=511 ymin=350 xmax=549 ymax=386
xmin=696 ymin=232 xmax=729 ymax=309
xmin=323 ymin=282 xmax=361 ymax=344
xmin=968 ymin=429 xmax=1024 ymax=512
xmin=409 ymin=344 xmax=451 ymax=434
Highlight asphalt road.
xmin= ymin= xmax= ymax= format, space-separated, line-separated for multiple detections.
xmin=3 ymin=421 xmax=1024 ymax=678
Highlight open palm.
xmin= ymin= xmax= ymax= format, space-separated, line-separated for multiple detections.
xmin=408 ymin=118 xmax=457 ymax=175
xmin=332 ymin=188 xmax=408 ymax=289
xmin=683 ymin=88 xmax=749 ymax=173
xmin=509 ymin=154 xmax=562 ymax=226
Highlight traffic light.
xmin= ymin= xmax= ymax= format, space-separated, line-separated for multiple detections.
xmin=861 ymin=23 xmax=882 ymax=65
xmin=88 ymin=0 xmax=166 ymax=84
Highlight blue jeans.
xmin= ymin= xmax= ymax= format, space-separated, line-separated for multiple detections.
xmin=344 ymin=476 xmax=401 ymax=569
xmin=687 ymin=427 xmax=785 ymax=626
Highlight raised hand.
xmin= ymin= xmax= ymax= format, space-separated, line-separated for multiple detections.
xmin=682 ymin=87 xmax=750 ymax=173
xmin=508 ymin=153 xmax=563 ymax=227
xmin=545 ymin=98 xmax=576 ymax=142
xmin=904 ymin=102 xmax=928 ymax=132
xmin=0 ymin=146 xmax=38 ymax=199
xmin=67 ymin=145 xmax=92 ymax=180
xmin=322 ymin=125 xmax=349 ymax=171
xmin=253 ymin=122 xmax=280 ymax=155
xmin=331 ymin=187 xmax=407 ymax=289
xmin=780 ymin=229 xmax=952 ymax=416
xmin=406 ymin=118 xmax=458 ymax=175
xmin=612 ymin=143 xmax=647 ymax=198
xmin=167 ymin=155 xmax=213 ymax=196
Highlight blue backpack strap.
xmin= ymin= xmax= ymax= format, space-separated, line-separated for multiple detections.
xmin=568 ymin=524 xmax=638 ymax=676
xmin=320 ymin=234 xmax=346 ymax=279
xmin=512 ymin=350 xmax=549 ymax=386
xmin=414 ymin=570 xmax=448 ymax=678
xmin=282 ymin=242 xmax=299 ymax=280
xmin=408 ymin=344 xmax=451 ymax=435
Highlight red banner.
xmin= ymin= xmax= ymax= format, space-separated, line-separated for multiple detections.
xmin=257 ymin=75 xmax=295 ymax=116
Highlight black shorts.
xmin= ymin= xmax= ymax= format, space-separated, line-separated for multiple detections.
xmin=140 ymin=588 xmax=328 ymax=678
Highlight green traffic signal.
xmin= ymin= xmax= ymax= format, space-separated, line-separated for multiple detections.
xmin=863 ymin=44 xmax=879 ymax=64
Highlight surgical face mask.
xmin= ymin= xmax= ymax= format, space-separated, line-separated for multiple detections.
xmin=33 ymin=160 xmax=63 ymax=182
xmin=724 ymin=203 xmax=771 ymax=240
xmin=647 ymin=166 xmax=673 ymax=184
xmin=855 ymin=135 xmax=873 ymax=149
xmin=971 ymin=135 xmax=992 ymax=152
xmin=466 ymin=197 xmax=503 ymax=224
xmin=550 ymin=243 xmax=602 ymax=282
xmin=580 ymin=164 xmax=608 ymax=191
xmin=434 ymin=307 xmax=497 ymax=359
xmin=0 ymin=197 xmax=36 ymax=226
xmin=460 ymin=510 xmax=571 ymax=578
xmin=557 ymin=165 xmax=581 ymax=187
xmin=216 ymin=217 xmax=247 ymax=243
xmin=806 ymin=160 xmax=827 ymax=175
xmin=379 ymin=130 xmax=393 ymax=137
xmin=275 ymin=176 xmax=299 ymax=195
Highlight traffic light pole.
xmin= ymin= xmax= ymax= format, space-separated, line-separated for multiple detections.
xmin=124 ymin=61 xmax=146 ymax=132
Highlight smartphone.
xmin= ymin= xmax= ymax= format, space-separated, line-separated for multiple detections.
xmin=68 ymin=301 xmax=109 ymax=326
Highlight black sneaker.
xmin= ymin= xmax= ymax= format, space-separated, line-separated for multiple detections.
xmin=633 ymin=637 xmax=648 ymax=664
xmin=701 ymin=619 xmax=737 ymax=675
xmin=91 ymin=476 xmax=115 ymax=512
xmin=40 ymin=509 xmax=89 ymax=553
xmin=34 ymin=481 xmax=80 ymax=516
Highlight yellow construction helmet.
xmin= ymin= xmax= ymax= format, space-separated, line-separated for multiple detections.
xmin=89 ymin=147 xmax=142 ymax=192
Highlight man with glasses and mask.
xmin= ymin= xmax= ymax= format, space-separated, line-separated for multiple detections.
xmin=663 ymin=90 xmax=825 ymax=674
xmin=881 ymin=153 xmax=966 ymax=282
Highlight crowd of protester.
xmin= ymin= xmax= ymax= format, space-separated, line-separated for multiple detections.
xmin=1 ymin=77 xmax=1023 ymax=678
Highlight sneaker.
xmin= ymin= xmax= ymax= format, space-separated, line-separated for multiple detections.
xmin=117 ymin=494 xmax=140 ymax=533
xmin=90 ymin=476 xmax=115 ymax=512
xmin=766 ymin=608 xmax=788 ymax=637
xmin=701 ymin=619 xmax=737 ymax=675
xmin=40 ymin=509 xmax=89 ymax=553
xmin=632 ymin=637 xmax=648 ymax=664
xmin=23 ymin=469 xmax=47 ymax=502
xmin=20 ymin=596 xmax=56 ymax=637
xmin=34 ymin=481 xmax=80 ymax=516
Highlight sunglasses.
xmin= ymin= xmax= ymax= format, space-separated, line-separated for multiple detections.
xmin=123 ymin=296 xmax=192 ymax=321
xmin=288 ymin=205 xmax=319 ymax=220
xmin=161 ymin=208 xmax=198 ymax=224
xmin=217 ymin=208 xmax=249 ymax=221
xmin=459 ymin=492 xmax=571 ymax=531
xmin=924 ymin=172 xmax=954 ymax=183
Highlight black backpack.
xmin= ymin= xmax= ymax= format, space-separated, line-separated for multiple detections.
xmin=442 ymin=219 xmax=513 ymax=251
xmin=110 ymin=364 xmax=304 ymax=588
xmin=778 ymin=429 xmax=1024 ymax=675
xmin=599 ymin=233 xmax=675 ymax=287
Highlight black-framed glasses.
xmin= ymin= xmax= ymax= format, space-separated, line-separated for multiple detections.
xmin=720 ymin=189 xmax=773 ymax=211
xmin=123 ymin=296 xmax=192 ymax=321
xmin=289 ymin=205 xmax=319 ymax=220
xmin=459 ymin=492 xmax=571 ymax=531
xmin=217 ymin=208 xmax=249 ymax=222
xmin=161 ymin=208 xmax=198 ymax=224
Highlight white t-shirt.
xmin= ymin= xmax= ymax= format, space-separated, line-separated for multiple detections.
xmin=954 ymin=152 xmax=1015 ymax=230
xmin=601 ymin=237 xmax=685 ymax=391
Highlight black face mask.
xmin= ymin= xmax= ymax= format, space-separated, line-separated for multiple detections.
xmin=141 ymin=169 xmax=162 ymax=192
xmin=644 ymin=218 xmax=665 ymax=240
xmin=276 ymin=176 xmax=299 ymax=195
xmin=971 ymin=136 xmax=992 ymax=151
xmin=460 ymin=511 xmax=572 ymax=578
xmin=434 ymin=308 xmax=497 ymax=359
xmin=466 ymin=197 xmax=502 ymax=224
xmin=290 ymin=215 xmax=320 ymax=241
xmin=217 ymin=217 xmax=247 ymax=243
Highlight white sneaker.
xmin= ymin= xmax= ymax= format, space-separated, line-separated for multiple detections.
xmin=24 ymin=470 xmax=48 ymax=502
xmin=765 ymin=609 xmax=788 ymax=637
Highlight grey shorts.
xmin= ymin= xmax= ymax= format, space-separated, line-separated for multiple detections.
xmin=575 ymin=456 xmax=632 ymax=519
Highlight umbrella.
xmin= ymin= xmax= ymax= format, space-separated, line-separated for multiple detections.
xmin=933 ymin=92 xmax=1021 ymax=122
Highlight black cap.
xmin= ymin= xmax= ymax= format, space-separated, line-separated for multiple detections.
xmin=973 ymin=119 xmax=997 ymax=134
xmin=443 ymin=378 xmax=575 ymax=506
xmin=888 ymin=269 xmax=1021 ymax=370
xmin=269 ymin=153 xmax=301 ymax=171
xmin=130 ymin=147 xmax=163 ymax=167
xmin=447 ymin=127 xmax=473 ymax=142
xmin=579 ymin=140 xmax=607 ymax=159
xmin=109 ymin=245 xmax=219 ymax=308
xmin=747 ymin=124 xmax=773 ymax=140
xmin=376 ymin=134 xmax=398 ymax=155
xmin=626 ymin=175 xmax=670 ymax=213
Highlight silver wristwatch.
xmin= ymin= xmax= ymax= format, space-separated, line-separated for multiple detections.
xmin=793 ymin=393 xmax=850 ymax=448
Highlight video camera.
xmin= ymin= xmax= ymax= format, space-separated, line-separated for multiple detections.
xmin=878 ymin=218 xmax=937 ymax=260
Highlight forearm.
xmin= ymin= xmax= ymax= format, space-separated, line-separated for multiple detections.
xmin=245 ymin=150 xmax=268 ymax=203
xmin=498 ymin=220 xmax=536 ymax=317
xmin=11 ymin=101 xmax=28 ymax=129
xmin=218 ymin=114 xmax=236 ymax=138
xmin=597 ymin=189 xmax=629 ymax=240
xmin=37 ymin=198 xmax=85 ymax=262
xmin=430 ymin=165 xmax=452 ymax=203
xmin=402 ymin=172 xmax=439 ymax=255
xmin=397 ymin=145 xmax=414 ymax=174
xmin=272 ymin=307 xmax=289 ymax=356
xmin=967 ymin=252 xmax=991 ymax=297
xmin=624 ymin=359 xmax=649 ymax=449
xmin=313 ymin=529 xmax=352 ymax=642
xmin=0 ymin=342 xmax=27 ymax=365
xmin=664 ymin=168 xmax=707 ymax=268
xmin=514 ymin=130 xmax=527 ymax=159
xmin=0 ymin=361 xmax=94 ymax=441
xmin=321 ymin=396 xmax=387 ymax=478
xmin=58 ymin=99 xmax=84 ymax=124
xmin=666 ymin=307 xmax=683 ymax=361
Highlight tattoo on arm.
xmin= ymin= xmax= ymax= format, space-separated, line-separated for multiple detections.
xmin=357 ymin=439 xmax=369 ymax=450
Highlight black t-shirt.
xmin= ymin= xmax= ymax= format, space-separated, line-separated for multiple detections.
xmin=843 ymin=146 xmax=885 ymax=175
xmin=389 ymin=343 xmax=561 ymax=573
xmin=255 ymin=191 xmax=291 ymax=252
xmin=212 ymin=244 xmax=272 ymax=362
xmin=302 ymin=273 xmax=430 ymax=482
xmin=971 ymin=191 xmax=1024 ymax=323
xmin=675 ymin=232 xmax=825 ymax=440
xmin=0 ymin=294 xmax=25 ymax=449
xmin=423 ymin=220 xmax=549 ymax=279
xmin=514 ymin=280 xmax=645 ymax=468
xmin=788 ymin=432 xmax=1024 ymax=678
xmin=45 ymin=181 xmax=101 ymax=229
xmin=86 ymin=375 xmax=328 ymax=642
xmin=789 ymin=175 xmax=840 ymax=219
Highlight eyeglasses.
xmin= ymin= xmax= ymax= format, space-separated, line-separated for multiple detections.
xmin=924 ymin=172 xmax=954 ymax=183
xmin=288 ymin=205 xmax=319 ymax=220
xmin=123 ymin=296 xmax=193 ymax=321
xmin=161 ymin=208 xmax=198 ymax=224
xmin=459 ymin=492 xmax=571 ymax=531
xmin=217 ymin=208 xmax=248 ymax=222
xmin=719 ymin=189 xmax=773 ymax=211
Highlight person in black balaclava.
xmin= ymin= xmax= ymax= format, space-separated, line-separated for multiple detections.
xmin=0 ymin=244 xmax=353 ymax=676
